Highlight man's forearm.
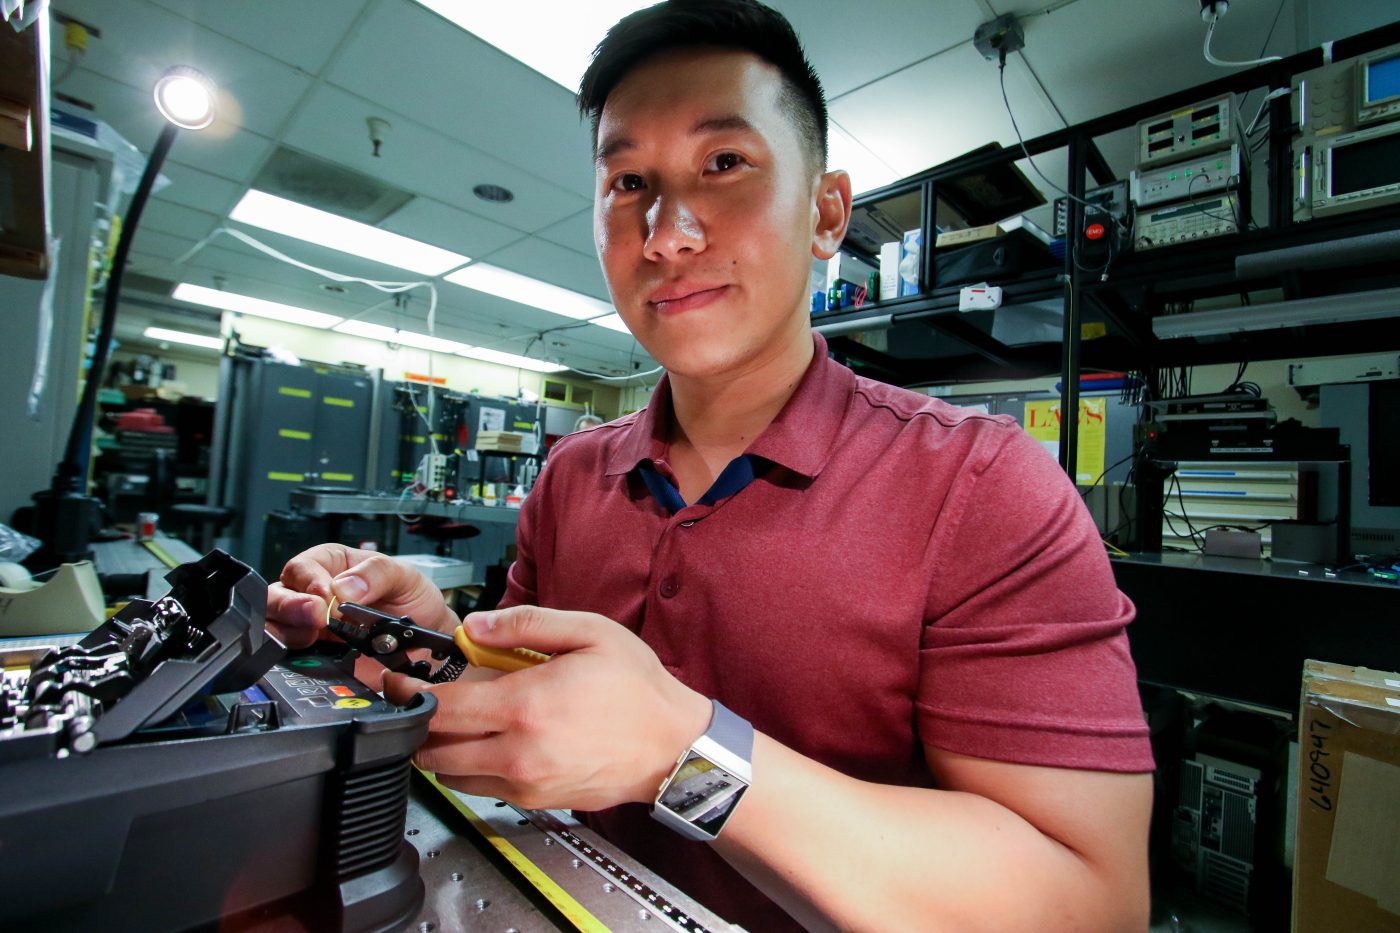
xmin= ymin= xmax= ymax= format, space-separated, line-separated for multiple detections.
xmin=713 ymin=735 xmax=1141 ymax=933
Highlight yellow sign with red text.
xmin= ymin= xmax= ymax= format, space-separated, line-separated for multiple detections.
xmin=1023 ymin=397 xmax=1107 ymax=485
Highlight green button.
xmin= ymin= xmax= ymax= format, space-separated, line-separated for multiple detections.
xmin=1217 ymin=160 xmax=1224 ymax=169
xmin=1185 ymin=170 xmax=1192 ymax=176
xmin=290 ymin=658 xmax=321 ymax=668
xmin=1170 ymin=173 xmax=1177 ymax=180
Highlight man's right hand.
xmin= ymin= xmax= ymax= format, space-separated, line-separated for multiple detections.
xmin=265 ymin=544 xmax=458 ymax=648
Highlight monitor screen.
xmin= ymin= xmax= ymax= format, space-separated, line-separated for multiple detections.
xmin=1364 ymin=53 xmax=1400 ymax=104
xmin=1330 ymin=131 xmax=1400 ymax=196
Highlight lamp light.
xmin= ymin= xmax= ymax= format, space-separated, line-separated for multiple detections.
xmin=153 ymin=66 xmax=216 ymax=130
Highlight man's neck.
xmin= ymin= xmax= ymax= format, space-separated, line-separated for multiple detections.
xmin=666 ymin=322 xmax=814 ymax=463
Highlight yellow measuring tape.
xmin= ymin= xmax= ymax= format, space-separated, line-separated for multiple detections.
xmin=140 ymin=540 xmax=180 ymax=569
xmin=416 ymin=769 xmax=610 ymax=933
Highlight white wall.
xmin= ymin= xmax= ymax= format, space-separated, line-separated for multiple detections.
xmin=1295 ymin=0 xmax=1399 ymax=49
xmin=0 ymin=151 xmax=104 ymax=526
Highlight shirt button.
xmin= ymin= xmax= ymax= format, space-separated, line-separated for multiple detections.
xmin=659 ymin=577 xmax=680 ymax=598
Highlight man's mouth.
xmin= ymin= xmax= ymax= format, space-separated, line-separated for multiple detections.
xmin=648 ymin=284 xmax=730 ymax=314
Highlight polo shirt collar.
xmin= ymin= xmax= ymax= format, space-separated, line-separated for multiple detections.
xmin=603 ymin=332 xmax=853 ymax=480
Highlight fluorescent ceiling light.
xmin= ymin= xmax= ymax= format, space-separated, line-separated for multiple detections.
xmin=333 ymin=319 xmax=469 ymax=353
xmin=456 ymin=345 xmax=568 ymax=373
xmin=588 ymin=312 xmax=632 ymax=334
xmin=828 ymin=120 xmax=902 ymax=196
xmin=410 ymin=0 xmax=653 ymax=91
xmin=445 ymin=262 xmax=614 ymax=321
xmin=1151 ymin=287 xmax=1400 ymax=339
xmin=173 ymin=282 xmax=344 ymax=329
xmin=229 ymin=189 xmax=470 ymax=277
xmin=143 ymin=326 xmax=223 ymax=350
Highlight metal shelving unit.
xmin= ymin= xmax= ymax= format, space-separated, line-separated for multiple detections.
xmin=818 ymin=18 xmax=1400 ymax=485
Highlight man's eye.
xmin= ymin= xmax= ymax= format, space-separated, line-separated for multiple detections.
xmin=707 ymin=152 xmax=745 ymax=172
xmin=612 ymin=173 xmax=644 ymax=192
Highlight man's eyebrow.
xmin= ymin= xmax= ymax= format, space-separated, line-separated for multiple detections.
xmin=594 ymin=114 xmax=760 ymax=165
xmin=595 ymin=136 xmax=635 ymax=165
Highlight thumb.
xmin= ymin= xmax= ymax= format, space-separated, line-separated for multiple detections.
xmin=464 ymin=605 xmax=605 ymax=655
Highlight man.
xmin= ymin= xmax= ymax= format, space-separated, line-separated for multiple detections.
xmin=572 ymin=412 xmax=604 ymax=432
xmin=269 ymin=2 xmax=1155 ymax=929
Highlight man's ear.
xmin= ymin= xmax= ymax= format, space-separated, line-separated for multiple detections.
xmin=811 ymin=169 xmax=853 ymax=260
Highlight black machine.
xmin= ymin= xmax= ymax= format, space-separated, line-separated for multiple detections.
xmin=0 ymin=550 xmax=433 ymax=931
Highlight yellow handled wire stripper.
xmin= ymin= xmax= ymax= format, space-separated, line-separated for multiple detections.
xmin=328 ymin=601 xmax=548 ymax=682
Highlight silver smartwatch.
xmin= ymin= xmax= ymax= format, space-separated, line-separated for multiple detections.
xmin=650 ymin=700 xmax=753 ymax=842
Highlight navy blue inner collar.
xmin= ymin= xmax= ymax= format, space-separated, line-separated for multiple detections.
xmin=636 ymin=454 xmax=764 ymax=512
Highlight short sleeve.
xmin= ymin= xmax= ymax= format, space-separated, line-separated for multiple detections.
xmin=498 ymin=462 xmax=547 ymax=610
xmin=918 ymin=427 xmax=1154 ymax=773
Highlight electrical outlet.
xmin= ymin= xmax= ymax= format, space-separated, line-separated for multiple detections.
xmin=973 ymin=14 xmax=1025 ymax=61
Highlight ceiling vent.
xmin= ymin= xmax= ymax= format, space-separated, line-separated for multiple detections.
xmin=124 ymin=271 xmax=179 ymax=298
xmin=250 ymin=146 xmax=413 ymax=224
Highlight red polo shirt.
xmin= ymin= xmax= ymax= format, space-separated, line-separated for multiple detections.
xmin=500 ymin=333 xmax=1153 ymax=930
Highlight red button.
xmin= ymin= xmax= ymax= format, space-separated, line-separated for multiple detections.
xmin=1085 ymin=223 xmax=1106 ymax=240
xmin=331 ymin=685 xmax=355 ymax=697
xmin=659 ymin=578 xmax=679 ymax=598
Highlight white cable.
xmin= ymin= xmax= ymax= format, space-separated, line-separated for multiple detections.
xmin=569 ymin=363 xmax=664 ymax=382
xmin=176 ymin=226 xmax=443 ymax=452
xmin=1244 ymin=86 xmax=1291 ymax=137
xmin=1203 ymin=13 xmax=1282 ymax=68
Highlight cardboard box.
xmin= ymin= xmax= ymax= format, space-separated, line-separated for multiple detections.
xmin=826 ymin=251 xmax=877 ymax=292
xmin=934 ymin=222 xmax=1005 ymax=248
xmin=1293 ymin=659 xmax=1400 ymax=932
xmin=878 ymin=241 xmax=901 ymax=302
xmin=475 ymin=430 xmax=526 ymax=452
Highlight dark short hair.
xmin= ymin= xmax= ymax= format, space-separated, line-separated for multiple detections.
xmin=578 ymin=0 xmax=828 ymax=173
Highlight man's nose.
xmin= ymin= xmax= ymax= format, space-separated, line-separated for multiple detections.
xmin=644 ymin=195 xmax=705 ymax=261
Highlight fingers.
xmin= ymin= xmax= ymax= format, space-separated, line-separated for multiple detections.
xmin=382 ymin=670 xmax=431 ymax=706
xmin=264 ymin=583 xmax=330 ymax=649
xmin=277 ymin=543 xmax=360 ymax=601
xmin=463 ymin=604 xmax=609 ymax=655
xmin=325 ymin=551 xmax=426 ymax=607
xmin=383 ymin=672 xmax=517 ymax=735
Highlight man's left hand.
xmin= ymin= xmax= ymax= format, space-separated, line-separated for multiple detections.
xmin=382 ymin=605 xmax=712 ymax=812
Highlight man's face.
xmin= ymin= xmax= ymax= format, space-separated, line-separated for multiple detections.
xmin=593 ymin=48 xmax=838 ymax=380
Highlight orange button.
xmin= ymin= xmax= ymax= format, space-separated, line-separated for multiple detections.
xmin=331 ymin=685 xmax=356 ymax=697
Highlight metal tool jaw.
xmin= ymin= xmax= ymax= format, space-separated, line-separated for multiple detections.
xmin=329 ymin=603 xmax=462 ymax=681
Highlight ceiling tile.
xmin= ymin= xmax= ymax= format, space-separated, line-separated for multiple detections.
xmin=52 ymin=0 xmax=315 ymax=137
xmin=380 ymin=198 xmax=525 ymax=262
xmin=281 ymin=83 xmax=590 ymax=233
xmin=534 ymin=208 xmax=596 ymax=256
xmin=830 ymin=43 xmax=1064 ymax=180
xmin=324 ymin=0 xmax=596 ymax=198
xmin=773 ymin=0 xmax=989 ymax=99
xmin=143 ymin=198 xmax=221 ymax=242
xmin=143 ymin=0 xmax=373 ymax=75
xmin=477 ymin=237 xmax=611 ymax=302
xmin=130 ymin=226 xmax=200 ymax=261
xmin=154 ymin=161 xmax=245 ymax=215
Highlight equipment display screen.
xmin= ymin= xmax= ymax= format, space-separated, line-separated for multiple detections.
xmin=1364 ymin=54 xmax=1400 ymax=104
xmin=1330 ymin=132 xmax=1400 ymax=196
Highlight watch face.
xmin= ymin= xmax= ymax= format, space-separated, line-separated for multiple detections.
xmin=657 ymin=751 xmax=749 ymax=835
